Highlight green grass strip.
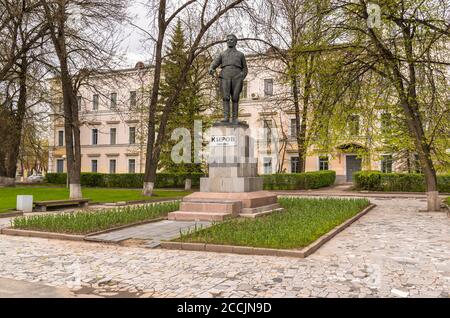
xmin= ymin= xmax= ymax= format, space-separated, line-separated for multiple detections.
xmin=11 ymin=201 xmax=180 ymax=235
xmin=176 ymin=197 xmax=370 ymax=249
xmin=0 ymin=186 xmax=191 ymax=213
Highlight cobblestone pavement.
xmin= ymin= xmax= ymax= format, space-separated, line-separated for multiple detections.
xmin=0 ymin=197 xmax=448 ymax=298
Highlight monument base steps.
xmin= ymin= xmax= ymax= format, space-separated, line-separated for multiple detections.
xmin=168 ymin=191 xmax=281 ymax=222
xmin=168 ymin=211 xmax=235 ymax=222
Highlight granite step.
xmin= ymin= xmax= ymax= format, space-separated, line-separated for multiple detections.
xmin=240 ymin=203 xmax=282 ymax=215
xmin=180 ymin=200 xmax=242 ymax=214
xmin=168 ymin=211 xmax=236 ymax=222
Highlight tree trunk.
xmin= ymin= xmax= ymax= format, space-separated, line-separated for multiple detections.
xmin=298 ymin=55 xmax=314 ymax=173
xmin=5 ymin=58 xmax=28 ymax=183
xmin=143 ymin=0 xmax=167 ymax=196
xmin=292 ymin=74 xmax=302 ymax=172
xmin=48 ymin=2 xmax=82 ymax=199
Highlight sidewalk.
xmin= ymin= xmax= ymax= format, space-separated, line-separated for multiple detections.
xmin=0 ymin=277 xmax=75 ymax=298
xmin=273 ymin=184 xmax=449 ymax=199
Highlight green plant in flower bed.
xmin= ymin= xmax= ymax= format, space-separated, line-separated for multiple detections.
xmin=177 ymin=197 xmax=370 ymax=249
xmin=11 ymin=201 xmax=180 ymax=235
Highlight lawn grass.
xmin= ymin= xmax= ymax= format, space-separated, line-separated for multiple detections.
xmin=0 ymin=186 xmax=191 ymax=213
xmin=446 ymin=197 xmax=450 ymax=205
xmin=11 ymin=201 xmax=180 ymax=234
xmin=176 ymin=197 xmax=370 ymax=249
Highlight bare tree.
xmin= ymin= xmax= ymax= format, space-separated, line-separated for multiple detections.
xmin=39 ymin=0 xmax=127 ymax=198
xmin=0 ymin=0 xmax=49 ymax=185
xmin=142 ymin=0 xmax=247 ymax=196
xmin=244 ymin=0 xmax=335 ymax=172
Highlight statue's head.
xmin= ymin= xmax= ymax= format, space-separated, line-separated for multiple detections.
xmin=227 ymin=34 xmax=238 ymax=48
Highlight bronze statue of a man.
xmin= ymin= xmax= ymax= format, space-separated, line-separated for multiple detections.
xmin=209 ymin=34 xmax=248 ymax=124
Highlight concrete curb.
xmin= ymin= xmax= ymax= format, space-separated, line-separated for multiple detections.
xmin=161 ymin=204 xmax=376 ymax=258
xmin=0 ymin=228 xmax=84 ymax=241
xmin=0 ymin=211 xmax=23 ymax=218
xmin=1 ymin=217 xmax=169 ymax=243
xmin=274 ymin=191 xmax=449 ymax=200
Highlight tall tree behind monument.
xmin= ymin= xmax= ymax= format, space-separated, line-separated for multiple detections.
xmin=158 ymin=20 xmax=210 ymax=174
xmin=142 ymin=0 xmax=248 ymax=196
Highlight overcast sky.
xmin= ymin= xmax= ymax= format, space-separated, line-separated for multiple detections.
xmin=120 ymin=1 xmax=151 ymax=67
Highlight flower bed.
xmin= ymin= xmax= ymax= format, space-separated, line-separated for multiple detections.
xmin=175 ymin=197 xmax=369 ymax=249
xmin=11 ymin=201 xmax=179 ymax=234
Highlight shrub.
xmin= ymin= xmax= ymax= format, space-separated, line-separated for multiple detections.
xmin=263 ymin=171 xmax=336 ymax=190
xmin=45 ymin=173 xmax=67 ymax=184
xmin=45 ymin=172 xmax=204 ymax=188
xmin=81 ymin=173 xmax=106 ymax=187
xmin=353 ymin=171 xmax=450 ymax=192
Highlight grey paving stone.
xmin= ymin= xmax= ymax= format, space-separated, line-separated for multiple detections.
xmin=0 ymin=197 xmax=448 ymax=298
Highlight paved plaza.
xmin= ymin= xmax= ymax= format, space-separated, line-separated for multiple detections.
xmin=0 ymin=196 xmax=449 ymax=298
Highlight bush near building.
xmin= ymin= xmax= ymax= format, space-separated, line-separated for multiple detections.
xmin=45 ymin=172 xmax=204 ymax=188
xmin=263 ymin=171 xmax=336 ymax=190
xmin=353 ymin=171 xmax=450 ymax=193
xmin=46 ymin=171 xmax=337 ymax=190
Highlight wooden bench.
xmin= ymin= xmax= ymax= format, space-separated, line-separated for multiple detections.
xmin=33 ymin=199 xmax=91 ymax=212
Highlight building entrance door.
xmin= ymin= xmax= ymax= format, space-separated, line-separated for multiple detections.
xmin=346 ymin=155 xmax=362 ymax=182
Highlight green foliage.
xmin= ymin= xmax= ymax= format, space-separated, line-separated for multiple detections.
xmin=263 ymin=171 xmax=336 ymax=190
xmin=158 ymin=20 xmax=211 ymax=174
xmin=45 ymin=173 xmax=67 ymax=184
xmin=12 ymin=201 xmax=180 ymax=234
xmin=177 ymin=197 xmax=370 ymax=249
xmin=354 ymin=171 xmax=450 ymax=192
xmin=82 ymin=173 xmax=106 ymax=187
xmin=45 ymin=172 xmax=204 ymax=188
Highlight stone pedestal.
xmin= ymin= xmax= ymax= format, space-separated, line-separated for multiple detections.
xmin=17 ymin=195 xmax=33 ymax=212
xmin=168 ymin=123 xmax=281 ymax=221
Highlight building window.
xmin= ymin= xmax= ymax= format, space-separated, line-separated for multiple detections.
xmin=290 ymin=118 xmax=297 ymax=138
xmin=109 ymin=159 xmax=116 ymax=174
xmin=128 ymin=159 xmax=136 ymax=173
xmin=93 ymin=94 xmax=99 ymax=111
xmin=129 ymin=127 xmax=136 ymax=144
xmin=291 ymin=157 xmax=300 ymax=173
xmin=91 ymin=160 xmax=98 ymax=173
xmin=130 ymin=91 xmax=137 ymax=109
xmin=264 ymin=79 xmax=273 ymax=96
xmin=348 ymin=115 xmax=360 ymax=136
xmin=110 ymin=128 xmax=116 ymax=145
xmin=77 ymin=95 xmax=82 ymax=108
xmin=92 ymin=129 xmax=98 ymax=145
xmin=58 ymin=130 xmax=64 ymax=147
xmin=240 ymin=81 xmax=248 ymax=99
xmin=56 ymin=159 xmax=64 ymax=173
xmin=263 ymin=157 xmax=272 ymax=174
xmin=319 ymin=156 xmax=329 ymax=171
xmin=381 ymin=155 xmax=393 ymax=173
xmin=110 ymin=93 xmax=117 ymax=109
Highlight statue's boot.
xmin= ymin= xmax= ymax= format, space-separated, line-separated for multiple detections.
xmin=221 ymin=100 xmax=230 ymax=122
xmin=231 ymin=102 xmax=239 ymax=124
